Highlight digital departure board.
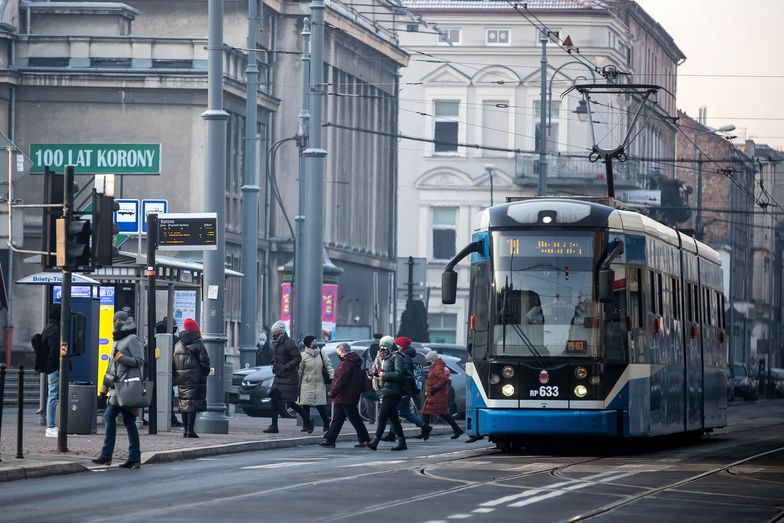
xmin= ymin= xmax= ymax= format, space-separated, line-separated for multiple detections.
xmin=502 ymin=236 xmax=593 ymax=257
xmin=157 ymin=213 xmax=217 ymax=251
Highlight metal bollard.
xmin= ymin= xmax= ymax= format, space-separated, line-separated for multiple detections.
xmin=16 ymin=365 xmax=24 ymax=459
xmin=0 ymin=363 xmax=5 ymax=461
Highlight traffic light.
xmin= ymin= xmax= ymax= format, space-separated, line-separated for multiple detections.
xmin=56 ymin=216 xmax=91 ymax=269
xmin=41 ymin=167 xmax=63 ymax=268
xmin=91 ymin=192 xmax=119 ymax=267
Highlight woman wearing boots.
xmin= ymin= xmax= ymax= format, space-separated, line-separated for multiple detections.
xmin=263 ymin=321 xmax=310 ymax=433
xmin=367 ymin=336 xmax=407 ymax=451
xmin=299 ymin=335 xmax=334 ymax=433
xmin=173 ymin=318 xmax=211 ymax=438
xmin=422 ymin=351 xmax=464 ymax=439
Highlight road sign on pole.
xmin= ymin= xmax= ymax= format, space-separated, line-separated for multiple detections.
xmin=114 ymin=199 xmax=139 ymax=234
xmin=30 ymin=144 xmax=162 ymax=175
xmin=157 ymin=213 xmax=217 ymax=251
xmin=141 ymin=199 xmax=168 ymax=234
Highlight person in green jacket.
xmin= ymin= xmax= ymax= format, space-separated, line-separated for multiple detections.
xmin=367 ymin=336 xmax=407 ymax=451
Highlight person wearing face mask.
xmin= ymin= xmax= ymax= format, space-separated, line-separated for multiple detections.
xmin=366 ymin=336 xmax=407 ymax=451
xmin=319 ymin=343 xmax=371 ymax=448
xmin=299 ymin=335 xmax=334 ymax=433
xmin=263 ymin=321 xmax=310 ymax=433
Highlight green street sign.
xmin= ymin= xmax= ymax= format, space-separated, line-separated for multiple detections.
xmin=30 ymin=143 xmax=162 ymax=175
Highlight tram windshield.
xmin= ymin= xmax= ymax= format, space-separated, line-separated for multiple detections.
xmin=491 ymin=231 xmax=600 ymax=358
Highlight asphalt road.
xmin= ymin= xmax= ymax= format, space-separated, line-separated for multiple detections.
xmin=2 ymin=401 xmax=782 ymax=523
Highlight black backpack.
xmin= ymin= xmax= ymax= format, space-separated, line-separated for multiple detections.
xmin=32 ymin=333 xmax=47 ymax=373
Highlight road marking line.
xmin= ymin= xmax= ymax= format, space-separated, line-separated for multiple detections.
xmin=507 ymin=472 xmax=637 ymax=508
xmin=472 ymin=508 xmax=495 ymax=514
xmin=480 ymin=470 xmax=621 ymax=507
xmin=342 ymin=460 xmax=406 ymax=467
xmin=241 ymin=461 xmax=318 ymax=470
xmin=447 ymin=515 xmax=472 ymax=520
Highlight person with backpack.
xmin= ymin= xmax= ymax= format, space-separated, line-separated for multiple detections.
xmin=33 ymin=305 xmax=61 ymax=438
xmin=366 ymin=336 xmax=407 ymax=451
xmin=320 ymin=343 xmax=371 ymax=448
xmin=380 ymin=336 xmax=431 ymax=443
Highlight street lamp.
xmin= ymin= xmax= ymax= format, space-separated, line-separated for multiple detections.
xmin=484 ymin=164 xmax=495 ymax=207
xmin=573 ymin=99 xmax=589 ymax=122
xmin=546 ymin=60 xmax=597 ymax=130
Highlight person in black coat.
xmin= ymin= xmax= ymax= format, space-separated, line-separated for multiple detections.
xmin=173 ymin=318 xmax=211 ymax=438
xmin=263 ymin=320 xmax=309 ymax=433
xmin=320 ymin=343 xmax=370 ymax=448
xmin=34 ymin=305 xmax=61 ymax=437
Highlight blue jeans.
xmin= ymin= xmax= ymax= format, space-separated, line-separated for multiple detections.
xmin=47 ymin=371 xmax=59 ymax=429
xmin=100 ymin=403 xmax=141 ymax=462
xmin=387 ymin=395 xmax=426 ymax=432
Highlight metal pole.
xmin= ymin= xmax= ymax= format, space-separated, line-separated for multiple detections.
xmin=302 ymin=0 xmax=327 ymax=338
xmin=240 ymin=0 xmax=261 ymax=369
xmin=538 ymin=29 xmax=548 ymax=197
xmin=407 ymin=256 xmax=413 ymax=302
xmin=0 ymin=363 xmax=5 ymax=460
xmin=15 ymin=364 xmax=23 ymax=459
xmin=146 ymin=213 xmax=158 ymax=435
xmin=696 ymin=153 xmax=703 ymax=241
xmin=5 ymin=147 xmax=14 ymax=368
xmin=605 ymin=157 xmax=615 ymax=199
xmin=199 ymin=0 xmax=229 ymax=434
xmin=729 ymin=157 xmax=737 ymax=364
xmin=57 ymin=165 xmax=74 ymax=453
xmin=295 ymin=18 xmax=311 ymax=342
xmin=38 ymin=289 xmax=47 ymax=425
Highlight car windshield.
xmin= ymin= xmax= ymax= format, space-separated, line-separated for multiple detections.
xmin=732 ymin=364 xmax=747 ymax=377
xmin=491 ymin=231 xmax=599 ymax=358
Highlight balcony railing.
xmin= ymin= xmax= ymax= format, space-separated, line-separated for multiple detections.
xmin=514 ymin=152 xmax=654 ymax=188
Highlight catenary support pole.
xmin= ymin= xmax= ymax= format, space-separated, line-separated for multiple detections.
xmin=538 ymin=29 xmax=548 ymax=197
xmin=198 ymin=0 xmax=230 ymax=434
xmin=301 ymin=0 xmax=327 ymax=339
xmin=15 ymin=364 xmax=23 ymax=458
xmin=294 ymin=18 xmax=311 ymax=343
xmin=240 ymin=0 xmax=261 ymax=369
xmin=146 ymin=213 xmax=158 ymax=435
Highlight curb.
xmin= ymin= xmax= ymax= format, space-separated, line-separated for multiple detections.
xmin=0 ymin=461 xmax=88 ymax=482
xmin=143 ymin=425 xmax=455 ymax=465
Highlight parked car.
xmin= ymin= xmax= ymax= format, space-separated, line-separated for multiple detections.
xmin=769 ymin=368 xmax=784 ymax=398
xmin=731 ymin=362 xmax=758 ymax=401
xmin=423 ymin=343 xmax=467 ymax=366
xmin=228 ymin=365 xmax=279 ymax=417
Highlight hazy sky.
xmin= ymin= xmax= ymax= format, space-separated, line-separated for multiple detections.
xmin=636 ymin=0 xmax=784 ymax=149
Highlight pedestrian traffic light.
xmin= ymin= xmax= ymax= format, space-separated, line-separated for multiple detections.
xmin=56 ymin=216 xmax=91 ymax=269
xmin=41 ymin=167 xmax=63 ymax=268
xmin=91 ymin=192 xmax=119 ymax=267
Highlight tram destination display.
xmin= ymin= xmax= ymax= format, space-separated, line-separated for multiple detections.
xmin=157 ymin=213 xmax=217 ymax=251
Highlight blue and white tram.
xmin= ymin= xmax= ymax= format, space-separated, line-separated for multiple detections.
xmin=441 ymin=198 xmax=727 ymax=444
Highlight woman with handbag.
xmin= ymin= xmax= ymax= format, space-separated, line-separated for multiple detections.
xmin=93 ymin=311 xmax=145 ymax=468
xmin=422 ymin=351 xmax=464 ymax=439
xmin=173 ymin=318 xmax=211 ymax=438
xmin=298 ymin=335 xmax=334 ymax=433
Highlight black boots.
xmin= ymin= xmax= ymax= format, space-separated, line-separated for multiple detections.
xmin=412 ymin=425 xmax=432 ymax=440
xmin=182 ymin=413 xmax=189 ymax=437
xmin=183 ymin=412 xmax=199 ymax=438
xmin=451 ymin=428 xmax=465 ymax=439
xmin=263 ymin=424 xmax=279 ymax=433
xmin=390 ymin=437 xmax=407 ymax=451
xmin=366 ymin=437 xmax=380 ymax=451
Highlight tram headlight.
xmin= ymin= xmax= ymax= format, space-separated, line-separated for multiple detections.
xmin=502 ymin=384 xmax=515 ymax=397
xmin=574 ymin=385 xmax=588 ymax=398
xmin=489 ymin=374 xmax=501 ymax=385
xmin=574 ymin=366 xmax=588 ymax=380
xmin=502 ymin=366 xmax=515 ymax=379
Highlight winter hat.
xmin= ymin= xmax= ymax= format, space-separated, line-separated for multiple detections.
xmin=426 ymin=350 xmax=439 ymax=363
xmin=271 ymin=321 xmax=287 ymax=336
xmin=395 ymin=336 xmax=412 ymax=349
xmin=183 ymin=318 xmax=199 ymax=332
xmin=303 ymin=335 xmax=317 ymax=348
xmin=379 ymin=335 xmax=395 ymax=349
xmin=113 ymin=310 xmax=129 ymax=323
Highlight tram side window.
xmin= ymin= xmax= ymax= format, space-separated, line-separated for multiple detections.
xmin=672 ymin=277 xmax=679 ymax=320
xmin=657 ymin=273 xmax=663 ymax=317
xmin=693 ymin=285 xmax=700 ymax=324
xmin=705 ymin=288 xmax=712 ymax=326
xmin=629 ymin=267 xmax=642 ymax=328
xmin=686 ymin=284 xmax=693 ymax=322
xmin=719 ymin=292 xmax=725 ymax=329
xmin=649 ymin=271 xmax=657 ymax=314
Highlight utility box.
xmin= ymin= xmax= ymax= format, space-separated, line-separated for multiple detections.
xmin=155 ymin=333 xmax=173 ymax=431
xmin=65 ymin=382 xmax=97 ymax=434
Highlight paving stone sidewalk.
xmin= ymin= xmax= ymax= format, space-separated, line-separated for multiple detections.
xmin=0 ymin=407 xmax=455 ymax=481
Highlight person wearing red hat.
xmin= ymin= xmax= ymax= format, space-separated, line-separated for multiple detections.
xmin=379 ymin=337 xmax=432 ymax=443
xmin=173 ymin=318 xmax=211 ymax=438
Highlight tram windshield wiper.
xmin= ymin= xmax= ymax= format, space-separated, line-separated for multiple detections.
xmin=500 ymin=278 xmax=546 ymax=367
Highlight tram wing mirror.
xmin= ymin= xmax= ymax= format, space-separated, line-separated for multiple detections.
xmin=598 ymin=269 xmax=614 ymax=303
xmin=442 ymin=270 xmax=458 ymax=305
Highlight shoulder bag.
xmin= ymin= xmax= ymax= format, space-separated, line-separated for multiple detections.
xmin=319 ymin=351 xmax=332 ymax=385
xmin=114 ymin=362 xmax=154 ymax=409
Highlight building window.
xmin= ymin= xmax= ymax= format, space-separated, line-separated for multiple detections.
xmin=533 ymin=100 xmax=560 ymax=153
xmin=434 ymin=100 xmax=459 ymax=154
xmin=485 ymin=28 xmax=511 ymax=46
xmin=432 ymin=207 xmax=457 ymax=260
xmin=430 ymin=313 xmax=458 ymax=343
xmin=437 ymin=27 xmax=462 ymax=46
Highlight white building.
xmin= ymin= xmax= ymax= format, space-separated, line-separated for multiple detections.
xmin=397 ymin=0 xmax=674 ymax=343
